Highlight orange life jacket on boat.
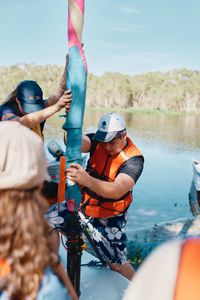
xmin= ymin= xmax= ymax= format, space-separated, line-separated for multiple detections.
xmin=81 ymin=137 xmax=142 ymax=218
xmin=173 ymin=238 xmax=200 ymax=300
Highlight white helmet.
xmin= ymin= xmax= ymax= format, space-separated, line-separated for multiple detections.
xmin=93 ymin=112 xmax=126 ymax=142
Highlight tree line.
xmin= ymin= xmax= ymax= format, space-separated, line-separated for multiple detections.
xmin=0 ymin=64 xmax=200 ymax=113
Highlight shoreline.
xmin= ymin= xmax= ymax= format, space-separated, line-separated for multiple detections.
xmin=86 ymin=106 xmax=199 ymax=116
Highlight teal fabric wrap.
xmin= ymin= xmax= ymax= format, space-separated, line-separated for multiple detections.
xmin=62 ymin=45 xmax=87 ymax=209
xmin=63 ymin=45 xmax=87 ymax=167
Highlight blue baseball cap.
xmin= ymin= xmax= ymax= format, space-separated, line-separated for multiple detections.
xmin=16 ymin=80 xmax=44 ymax=113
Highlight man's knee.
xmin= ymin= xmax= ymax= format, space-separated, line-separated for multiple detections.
xmin=109 ymin=262 xmax=122 ymax=272
xmin=109 ymin=262 xmax=135 ymax=280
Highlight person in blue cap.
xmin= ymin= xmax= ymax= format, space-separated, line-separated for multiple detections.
xmin=0 ymin=70 xmax=71 ymax=138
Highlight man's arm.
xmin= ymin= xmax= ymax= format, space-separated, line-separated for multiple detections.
xmin=66 ymin=155 xmax=144 ymax=199
xmin=82 ymin=135 xmax=91 ymax=153
xmin=66 ymin=163 xmax=135 ymax=199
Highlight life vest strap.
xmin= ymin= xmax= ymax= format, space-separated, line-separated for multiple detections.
xmin=82 ymin=187 xmax=130 ymax=203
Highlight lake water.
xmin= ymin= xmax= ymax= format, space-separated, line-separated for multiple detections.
xmin=44 ymin=110 xmax=200 ymax=239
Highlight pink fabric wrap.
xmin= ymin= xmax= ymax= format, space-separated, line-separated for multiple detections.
xmin=68 ymin=0 xmax=87 ymax=72
xmin=74 ymin=0 xmax=84 ymax=13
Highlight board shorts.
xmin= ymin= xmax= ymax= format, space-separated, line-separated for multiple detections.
xmin=79 ymin=212 xmax=128 ymax=264
xmin=45 ymin=203 xmax=128 ymax=265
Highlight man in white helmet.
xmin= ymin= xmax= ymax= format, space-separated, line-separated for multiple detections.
xmin=67 ymin=112 xmax=144 ymax=280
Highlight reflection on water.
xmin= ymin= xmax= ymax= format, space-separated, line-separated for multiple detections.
xmin=44 ymin=110 xmax=200 ymax=236
xmin=44 ymin=110 xmax=200 ymax=149
xmin=83 ymin=110 xmax=200 ymax=149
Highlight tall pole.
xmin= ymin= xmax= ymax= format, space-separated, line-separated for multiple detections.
xmin=63 ymin=0 xmax=87 ymax=208
xmin=62 ymin=0 xmax=87 ymax=296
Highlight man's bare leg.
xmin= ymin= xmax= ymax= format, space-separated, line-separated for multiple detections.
xmin=109 ymin=261 xmax=135 ymax=280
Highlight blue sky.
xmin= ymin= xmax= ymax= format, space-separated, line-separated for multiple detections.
xmin=0 ymin=0 xmax=200 ymax=75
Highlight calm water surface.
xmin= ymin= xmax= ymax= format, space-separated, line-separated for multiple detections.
xmin=44 ymin=110 xmax=200 ymax=237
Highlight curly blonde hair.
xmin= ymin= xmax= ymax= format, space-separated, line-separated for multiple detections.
xmin=0 ymin=188 xmax=57 ymax=300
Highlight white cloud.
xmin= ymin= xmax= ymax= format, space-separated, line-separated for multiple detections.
xmin=119 ymin=6 xmax=140 ymax=15
xmin=107 ymin=24 xmax=143 ymax=34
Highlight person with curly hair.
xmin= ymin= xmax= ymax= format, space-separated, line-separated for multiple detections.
xmin=0 ymin=121 xmax=77 ymax=300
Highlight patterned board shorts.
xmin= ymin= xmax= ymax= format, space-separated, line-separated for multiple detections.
xmin=79 ymin=212 xmax=128 ymax=265
xmin=45 ymin=202 xmax=128 ymax=265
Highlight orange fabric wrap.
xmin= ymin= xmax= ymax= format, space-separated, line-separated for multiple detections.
xmin=173 ymin=238 xmax=200 ymax=300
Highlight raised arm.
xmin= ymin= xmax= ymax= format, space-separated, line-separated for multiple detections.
xmin=2 ymin=91 xmax=72 ymax=129
xmin=82 ymin=135 xmax=91 ymax=152
xmin=46 ymin=56 xmax=69 ymax=107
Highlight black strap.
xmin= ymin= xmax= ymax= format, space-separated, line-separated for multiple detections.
xmin=82 ymin=186 xmax=130 ymax=203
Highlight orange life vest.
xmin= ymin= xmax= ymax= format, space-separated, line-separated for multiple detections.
xmin=81 ymin=137 xmax=142 ymax=218
xmin=173 ymin=238 xmax=200 ymax=300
